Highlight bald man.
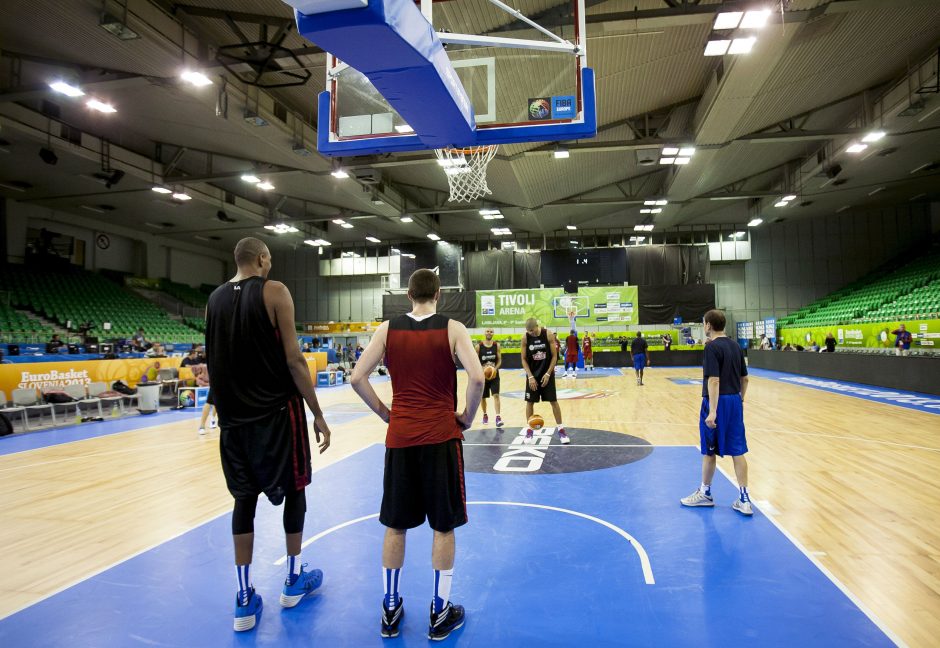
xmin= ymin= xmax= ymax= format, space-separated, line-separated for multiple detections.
xmin=207 ymin=237 xmax=332 ymax=632
xmin=520 ymin=317 xmax=569 ymax=445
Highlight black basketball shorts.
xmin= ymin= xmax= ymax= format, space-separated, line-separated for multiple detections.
xmin=524 ymin=372 xmax=557 ymax=403
xmin=219 ymin=395 xmax=311 ymax=506
xmin=380 ymin=439 xmax=467 ymax=533
xmin=482 ymin=373 xmax=500 ymax=398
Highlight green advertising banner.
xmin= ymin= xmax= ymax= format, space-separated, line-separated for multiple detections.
xmin=476 ymin=287 xmax=639 ymax=328
xmin=778 ymin=319 xmax=940 ymax=349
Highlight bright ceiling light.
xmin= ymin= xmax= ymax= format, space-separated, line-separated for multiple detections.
xmin=241 ymin=174 xmax=261 ymax=184
xmin=341 ymin=223 xmax=354 ymax=229
xmin=437 ymin=158 xmax=468 ymax=168
xmin=704 ymin=40 xmax=731 ymax=57
xmin=569 ymin=240 xmax=578 ymax=245
xmin=491 ymin=227 xmax=512 ymax=235
xmin=181 ymin=70 xmax=213 ymax=87
xmin=748 ymin=218 xmax=763 ymax=227
xmin=630 ymin=236 xmax=646 ymax=242
xmin=662 ymin=147 xmax=680 ymax=156
xmin=151 ymin=186 xmax=172 ymax=194
xmin=678 ymin=147 xmax=696 ymax=157
xmin=331 ymin=169 xmax=349 ymax=179
xmin=728 ymin=37 xmax=757 ymax=55
xmin=553 ymin=148 xmax=570 ymax=159
xmin=674 ymin=157 xmax=692 ymax=165
xmin=427 ymin=233 xmax=441 ymax=241
xmin=634 ymin=224 xmax=654 ymax=232
xmin=740 ymin=9 xmax=772 ymax=29
xmin=774 ymin=201 xmax=789 ymax=208
xmin=366 ymin=236 xmax=381 ymax=243
xmin=729 ymin=231 xmax=746 ymax=238
xmin=651 ymin=208 xmax=663 ymax=214
xmin=782 ymin=194 xmax=797 ymax=201
xmin=659 ymin=157 xmax=676 ymax=165
xmin=172 ymin=192 xmax=192 ymax=201
xmin=400 ymin=216 xmax=413 ymax=223
xmin=266 ymin=223 xmax=298 ymax=233
xmin=862 ymin=131 xmax=886 ymax=143
xmin=566 ymin=225 xmax=577 ymax=230
xmin=846 ymin=143 xmax=868 ymax=153
xmin=304 ymin=239 xmax=330 ymax=246
xmin=332 ymin=219 xmax=346 ymax=225
xmin=257 ymin=181 xmax=275 ymax=191
xmin=643 ymin=200 xmax=657 ymax=206
xmin=49 ymin=81 xmax=84 ymax=97
xmin=394 ymin=124 xmax=414 ymax=134
xmin=655 ymin=199 xmax=668 ymax=206
xmin=713 ymin=11 xmax=743 ymax=30
xmin=87 ymin=99 xmax=117 ymax=113
xmin=482 ymin=213 xmax=504 ymax=220
xmin=640 ymin=208 xmax=652 ymax=214
xmin=480 ymin=208 xmax=501 ymax=215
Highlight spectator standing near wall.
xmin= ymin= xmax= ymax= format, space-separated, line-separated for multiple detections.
xmin=824 ymin=333 xmax=837 ymax=353
xmin=892 ymin=324 xmax=913 ymax=357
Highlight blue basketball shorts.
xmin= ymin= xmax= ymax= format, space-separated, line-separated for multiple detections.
xmin=699 ymin=395 xmax=747 ymax=457
xmin=633 ymin=353 xmax=646 ymax=371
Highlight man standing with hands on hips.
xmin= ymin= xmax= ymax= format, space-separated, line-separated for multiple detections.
xmin=680 ymin=309 xmax=752 ymax=515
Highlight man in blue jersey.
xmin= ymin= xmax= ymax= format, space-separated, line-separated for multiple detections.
xmin=680 ymin=309 xmax=752 ymax=516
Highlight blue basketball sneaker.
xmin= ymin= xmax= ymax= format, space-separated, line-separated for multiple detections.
xmin=280 ymin=566 xmax=324 ymax=608
xmin=233 ymin=588 xmax=262 ymax=632
xmin=428 ymin=602 xmax=465 ymax=641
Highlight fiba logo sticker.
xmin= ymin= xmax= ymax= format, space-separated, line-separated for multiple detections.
xmin=462 ymin=427 xmax=652 ymax=474
xmin=528 ymin=97 xmax=552 ymax=121
xmin=481 ymin=295 xmax=496 ymax=316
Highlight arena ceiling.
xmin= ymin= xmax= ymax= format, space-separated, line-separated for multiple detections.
xmin=0 ymin=0 xmax=938 ymax=255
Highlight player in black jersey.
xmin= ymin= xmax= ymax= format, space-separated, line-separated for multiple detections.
xmin=476 ymin=328 xmax=503 ymax=428
xmin=206 ymin=237 xmax=332 ymax=632
xmin=520 ymin=317 xmax=569 ymax=445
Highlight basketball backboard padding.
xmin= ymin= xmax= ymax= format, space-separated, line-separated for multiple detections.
xmin=294 ymin=0 xmax=476 ymax=149
xmin=315 ymin=68 xmax=597 ymax=156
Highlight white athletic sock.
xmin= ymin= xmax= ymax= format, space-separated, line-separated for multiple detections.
xmin=700 ymin=483 xmax=711 ymax=496
xmin=383 ymin=567 xmax=402 ymax=610
xmin=287 ymin=553 xmax=302 ymax=584
xmin=432 ymin=569 xmax=453 ymax=615
xmin=236 ymin=564 xmax=252 ymax=606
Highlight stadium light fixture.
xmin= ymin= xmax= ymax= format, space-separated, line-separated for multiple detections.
xmin=782 ymin=194 xmax=797 ymax=201
xmin=181 ymin=70 xmax=213 ymax=87
xmin=713 ymin=11 xmax=743 ymax=30
xmin=400 ymin=216 xmax=413 ymax=223
xmin=241 ymin=174 xmax=261 ymax=184
xmin=673 ymin=157 xmax=691 ymax=165
xmin=862 ymin=131 xmax=886 ymax=143
xmin=846 ymin=143 xmax=868 ymax=154
xmin=427 ymin=233 xmax=441 ymax=241
xmin=655 ymin=199 xmax=668 ymax=206
xmin=728 ymin=37 xmax=757 ymax=55
xmin=774 ymin=201 xmax=789 ymax=208
xmin=629 ymin=236 xmax=646 ymax=243
xmin=151 ymin=186 xmax=172 ymax=194
xmin=740 ymin=9 xmax=772 ymax=29
xmin=171 ymin=192 xmax=192 ymax=201
xmin=662 ymin=147 xmax=680 ymax=156
xmin=650 ymin=208 xmax=663 ymax=214
xmin=49 ymin=81 xmax=84 ymax=97
xmin=728 ymin=231 xmax=746 ymax=238
xmin=553 ymin=147 xmax=570 ymax=159
xmin=304 ymin=239 xmax=330 ymax=246
xmin=491 ymin=227 xmax=512 ymax=235
xmin=748 ymin=218 xmax=763 ymax=227
xmin=257 ymin=181 xmax=275 ymax=191
xmin=341 ymin=222 xmax=354 ymax=229
xmin=566 ymin=224 xmax=577 ymax=230
xmin=366 ymin=236 xmax=381 ymax=243
xmin=87 ymin=99 xmax=117 ymax=113
xmin=704 ymin=40 xmax=731 ymax=56
xmin=659 ymin=157 xmax=676 ymax=165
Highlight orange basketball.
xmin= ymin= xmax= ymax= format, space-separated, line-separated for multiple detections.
xmin=528 ymin=414 xmax=545 ymax=430
xmin=484 ymin=365 xmax=496 ymax=380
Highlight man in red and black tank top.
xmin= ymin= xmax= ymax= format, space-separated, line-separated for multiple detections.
xmin=351 ymin=269 xmax=484 ymax=641
xmin=520 ymin=317 xmax=569 ymax=445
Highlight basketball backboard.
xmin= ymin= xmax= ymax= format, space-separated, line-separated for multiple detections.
xmin=286 ymin=0 xmax=596 ymax=156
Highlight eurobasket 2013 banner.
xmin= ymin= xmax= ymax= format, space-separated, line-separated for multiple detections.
xmin=476 ymin=287 xmax=639 ymax=328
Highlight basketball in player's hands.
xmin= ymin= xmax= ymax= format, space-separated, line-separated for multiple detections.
xmin=484 ymin=365 xmax=496 ymax=380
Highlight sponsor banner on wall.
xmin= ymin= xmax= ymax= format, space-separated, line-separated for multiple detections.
xmin=476 ymin=287 xmax=639 ymax=328
xmin=304 ymin=322 xmax=380 ymax=334
xmin=778 ymin=319 xmax=940 ymax=349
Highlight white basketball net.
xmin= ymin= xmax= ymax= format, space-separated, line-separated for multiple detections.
xmin=434 ymin=145 xmax=498 ymax=202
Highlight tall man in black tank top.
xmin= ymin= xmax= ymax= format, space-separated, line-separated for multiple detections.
xmin=476 ymin=328 xmax=504 ymax=428
xmin=520 ymin=317 xmax=569 ymax=445
xmin=207 ymin=237 xmax=332 ymax=633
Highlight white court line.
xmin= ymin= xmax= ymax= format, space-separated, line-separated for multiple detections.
xmin=462 ymin=443 xmax=688 ymax=448
xmin=714 ymin=465 xmax=907 ymax=647
xmin=0 ymin=442 xmax=383 ymax=621
xmin=275 ymin=501 xmax=656 ymax=586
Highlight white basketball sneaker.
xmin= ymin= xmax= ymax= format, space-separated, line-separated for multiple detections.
xmin=680 ymin=490 xmax=714 ymax=507
xmin=732 ymin=499 xmax=753 ymax=516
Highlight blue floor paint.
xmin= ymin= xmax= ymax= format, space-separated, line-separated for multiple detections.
xmin=0 ymin=444 xmax=893 ymax=647
xmin=749 ymin=367 xmax=940 ymax=414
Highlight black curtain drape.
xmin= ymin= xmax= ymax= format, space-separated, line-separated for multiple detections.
xmin=382 ymin=292 xmax=475 ymax=326
xmin=627 ymin=246 xmax=710 ymax=285
xmin=637 ymin=284 xmax=716 ymax=324
xmin=465 ymin=251 xmax=540 ymax=290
